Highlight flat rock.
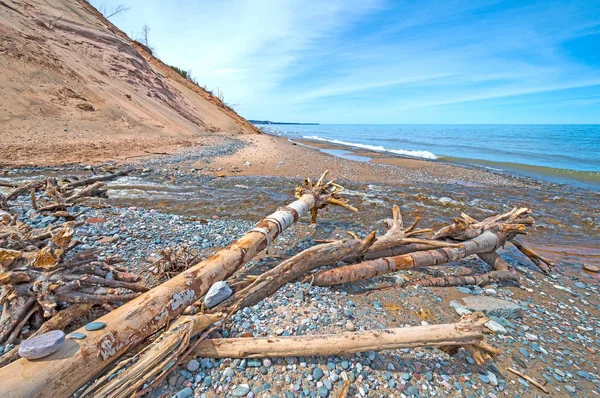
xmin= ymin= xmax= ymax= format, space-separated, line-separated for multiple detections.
xmin=18 ymin=330 xmax=65 ymax=360
xmin=232 ymin=385 xmax=250 ymax=396
xmin=204 ymin=281 xmax=233 ymax=308
xmin=461 ymin=296 xmax=521 ymax=318
xmin=85 ymin=321 xmax=106 ymax=331
xmin=69 ymin=332 xmax=86 ymax=340
xmin=583 ymin=264 xmax=599 ymax=273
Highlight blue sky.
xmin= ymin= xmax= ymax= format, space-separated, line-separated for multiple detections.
xmin=96 ymin=0 xmax=600 ymax=123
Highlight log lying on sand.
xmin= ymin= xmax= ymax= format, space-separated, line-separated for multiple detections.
xmin=0 ymin=172 xmax=355 ymax=398
xmin=194 ymin=313 xmax=488 ymax=358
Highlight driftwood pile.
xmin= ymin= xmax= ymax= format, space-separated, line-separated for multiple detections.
xmin=0 ymin=170 xmax=145 ymax=366
xmin=0 ymin=171 xmax=554 ymax=398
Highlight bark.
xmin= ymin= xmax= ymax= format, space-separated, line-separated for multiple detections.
xmin=193 ymin=314 xmax=487 ymax=358
xmin=408 ymin=270 xmax=519 ymax=287
xmin=0 ymin=172 xmax=354 ymax=398
xmin=477 ymin=251 xmax=511 ymax=271
xmin=313 ymin=230 xmax=508 ymax=286
xmin=6 ymin=179 xmax=47 ymax=201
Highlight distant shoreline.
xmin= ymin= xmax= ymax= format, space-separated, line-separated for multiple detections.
xmin=249 ymin=120 xmax=319 ymax=125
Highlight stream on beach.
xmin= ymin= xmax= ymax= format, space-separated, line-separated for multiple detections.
xmin=2 ymin=170 xmax=599 ymax=274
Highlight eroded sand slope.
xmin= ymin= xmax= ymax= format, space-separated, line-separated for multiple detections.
xmin=0 ymin=0 xmax=259 ymax=166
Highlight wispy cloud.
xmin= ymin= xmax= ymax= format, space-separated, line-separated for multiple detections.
xmin=103 ymin=0 xmax=600 ymax=122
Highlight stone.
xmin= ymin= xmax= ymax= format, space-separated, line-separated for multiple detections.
xmin=564 ymin=385 xmax=576 ymax=393
xmin=345 ymin=321 xmax=356 ymax=332
xmin=525 ymin=333 xmax=538 ymax=341
xmin=176 ymin=387 xmax=193 ymax=398
xmin=18 ymin=330 xmax=65 ymax=360
xmin=204 ymin=281 xmax=233 ymax=308
xmin=85 ymin=322 xmax=106 ymax=331
xmin=313 ymin=367 xmax=324 ymax=381
xmin=317 ymin=386 xmax=329 ymax=397
xmin=224 ymin=367 xmax=235 ymax=378
xmin=583 ymin=264 xmax=599 ymax=273
xmin=187 ymin=359 xmax=200 ymax=372
xmin=485 ymin=320 xmax=507 ymax=335
xmin=232 ymin=384 xmax=250 ymax=396
xmin=461 ymin=296 xmax=521 ymax=318
xmin=487 ymin=371 xmax=498 ymax=386
xmin=450 ymin=300 xmax=472 ymax=316
xmin=69 ymin=332 xmax=86 ymax=340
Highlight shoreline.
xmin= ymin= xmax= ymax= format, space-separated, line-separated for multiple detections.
xmin=286 ymin=135 xmax=600 ymax=190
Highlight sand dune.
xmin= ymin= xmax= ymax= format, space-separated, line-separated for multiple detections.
xmin=0 ymin=0 xmax=259 ymax=166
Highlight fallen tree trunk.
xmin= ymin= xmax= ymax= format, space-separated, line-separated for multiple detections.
xmin=0 ymin=172 xmax=354 ymax=398
xmin=408 ymin=270 xmax=519 ymax=287
xmin=193 ymin=314 xmax=488 ymax=358
xmin=313 ymin=230 xmax=514 ymax=286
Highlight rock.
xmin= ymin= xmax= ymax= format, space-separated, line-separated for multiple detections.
xmin=564 ymin=385 xmax=576 ymax=393
xmin=69 ymin=332 xmax=86 ymax=340
xmin=275 ymin=328 xmax=284 ymax=336
xmin=232 ymin=384 xmax=250 ymax=396
xmin=204 ymin=281 xmax=233 ymax=308
xmin=525 ymin=333 xmax=538 ymax=341
xmin=456 ymin=287 xmax=472 ymax=294
xmin=583 ymin=264 xmax=599 ymax=272
xmin=487 ymin=371 xmax=498 ymax=386
xmin=187 ymin=359 xmax=200 ymax=372
xmin=519 ymin=347 xmax=530 ymax=358
xmin=85 ymin=322 xmax=106 ymax=331
xmin=485 ymin=320 xmax=507 ymax=335
xmin=263 ymin=358 xmax=272 ymax=368
xmin=176 ymin=387 xmax=193 ymax=398
xmin=313 ymin=367 xmax=324 ymax=381
xmin=224 ymin=367 xmax=235 ymax=378
xmin=461 ymin=296 xmax=521 ymax=318
xmin=345 ymin=321 xmax=356 ymax=332
xmin=317 ymin=386 xmax=329 ymax=397
xmin=18 ymin=330 xmax=65 ymax=360
xmin=450 ymin=300 xmax=472 ymax=316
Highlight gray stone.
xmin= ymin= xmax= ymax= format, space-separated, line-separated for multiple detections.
xmin=232 ymin=385 xmax=250 ymax=396
xmin=85 ymin=321 xmax=106 ymax=331
xmin=204 ymin=281 xmax=233 ymax=308
xmin=69 ymin=332 xmax=86 ymax=340
xmin=18 ymin=330 xmax=65 ymax=360
xmin=461 ymin=296 xmax=521 ymax=318
xmin=317 ymin=386 xmax=329 ymax=397
xmin=187 ymin=359 xmax=200 ymax=372
xmin=176 ymin=387 xmax=193 ymax=398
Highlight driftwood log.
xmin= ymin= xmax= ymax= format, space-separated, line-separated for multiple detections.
xmin=312 ymin=208 xmax=536 ymax=286
xmin=0 ymin=172 xmax=355 ymax=398
xmin=193 ymin=313 xmax=488 ymax=358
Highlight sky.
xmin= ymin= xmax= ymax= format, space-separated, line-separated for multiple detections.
xmin=96 ymin=0 xmax=600 ymax=124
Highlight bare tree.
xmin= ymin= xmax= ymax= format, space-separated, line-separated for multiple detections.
xmin=95 ymin=3 xmax=130 ymax=19
xmin=141 ymin=24 xmax=150 ymax=47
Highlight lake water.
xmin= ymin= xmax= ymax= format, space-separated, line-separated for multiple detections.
xmin=259 ymin=124 xmax=600 ymax=188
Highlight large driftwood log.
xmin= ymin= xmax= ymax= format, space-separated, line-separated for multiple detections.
xmin=193 ymin=314 xmax=488 ymax=358
xmin=313 ymin=230 xmax=518 ymax=286
xmin=0 ymin=172 xmax=355 ymax=398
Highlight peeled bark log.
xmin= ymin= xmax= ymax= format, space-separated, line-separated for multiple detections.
xmin=0 ymin=172 xmax=354 ymax=398
xmin=313 ymin=230 xmax=508 ymax=286
xmin=194 ymin=314 xmax=488 ymax=358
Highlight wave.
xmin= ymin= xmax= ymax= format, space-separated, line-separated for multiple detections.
xmin=301 ymin=135 xmax=438 ymax=160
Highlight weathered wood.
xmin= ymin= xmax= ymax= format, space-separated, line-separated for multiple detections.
xmin=408 ymin=270 xmax=519 ymax=287
xmin=60 ymin=170 xmax=129 ymax=192
xmin=193 ymin=314 xmax=487 ymax=358
xmin=313 ymin=230 xmax=509 ymax=286
xmin=0 ymin=172 xmax=353 ymax=398
xmin=0 ymin=303 xmax=92 ymax=367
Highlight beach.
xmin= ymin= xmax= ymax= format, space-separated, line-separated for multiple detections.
xmin=1 ymin=133 xmax=599 ymax=397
